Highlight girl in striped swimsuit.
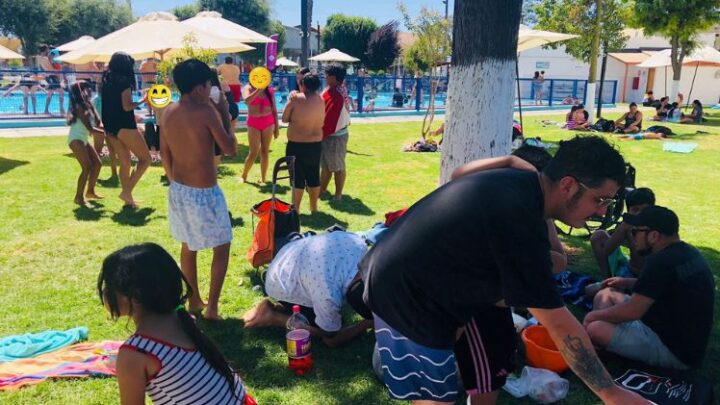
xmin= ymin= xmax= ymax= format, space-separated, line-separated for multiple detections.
xmin=98 ymin=243 xmax=255 ymax=405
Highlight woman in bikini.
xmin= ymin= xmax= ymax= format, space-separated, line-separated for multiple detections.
xmin=241 ymin=81 xmax=279 ymax=183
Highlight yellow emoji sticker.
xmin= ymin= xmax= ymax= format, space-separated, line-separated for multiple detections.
xmin=147 ymin=84 xmax=172 ymax=109
xmin=249 ymin=67 xmax=272 ymax=90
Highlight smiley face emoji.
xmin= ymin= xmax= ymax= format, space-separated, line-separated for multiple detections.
xmin=249 ymin=67 xmax=271 ymax=90
xmin=147 ymin=84 xmax=172 ymax=109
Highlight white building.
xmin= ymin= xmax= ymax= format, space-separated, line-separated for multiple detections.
xmin=518 ymin=28 xmax=720 ymax=104
xmin=283 ymin=25 xmax=321 ymax=62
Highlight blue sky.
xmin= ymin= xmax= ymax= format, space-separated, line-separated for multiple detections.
xmin=131 ymin=0 xmax=454 ymax=30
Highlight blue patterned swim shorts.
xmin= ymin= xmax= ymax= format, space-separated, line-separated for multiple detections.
xmin=168 ymin=181 xmax=232 ymax=251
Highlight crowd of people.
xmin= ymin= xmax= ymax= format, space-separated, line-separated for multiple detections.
xmin=7 ymin=47 xmax=714 ymax=404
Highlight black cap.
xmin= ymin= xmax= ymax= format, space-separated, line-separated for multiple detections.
xmin=623 ymin=206 xmax=679 ymax=236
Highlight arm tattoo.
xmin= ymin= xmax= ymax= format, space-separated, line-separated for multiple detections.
xmin=560 ymin=335 xmax=614 ymax=391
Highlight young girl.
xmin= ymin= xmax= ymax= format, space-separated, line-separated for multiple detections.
xmin=67 ymin=80 xmax=104 ymax=206
xmin=98 ymin=243 xmax=255 ymax=405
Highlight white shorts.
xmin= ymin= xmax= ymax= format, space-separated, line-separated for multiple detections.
xmin=168 ymin=182 xmax=232 ymax=251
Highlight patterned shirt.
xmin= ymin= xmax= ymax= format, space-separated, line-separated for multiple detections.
xmin=264 ymin=232 xmax=368 ymax=332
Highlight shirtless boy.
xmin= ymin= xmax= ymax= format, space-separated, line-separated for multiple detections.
xmin=160 ymin=59 xmax=237 ymax=320
xmin=281 ymin=72 xmax=326 ymax=214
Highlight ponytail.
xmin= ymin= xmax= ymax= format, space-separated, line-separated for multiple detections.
xmin=175 ymin=306 xmax=240 ymax=401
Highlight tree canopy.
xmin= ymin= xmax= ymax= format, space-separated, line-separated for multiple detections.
xmin=398 ymin=3 xmax=452 ymax=73
xmin=322 ymin=14 xmax=378 ymax=65
xmin=366 ymin=21 xmax=401 ymax=71
xmin=535 ymin=0 xmax=629 ymax=63
xmin=198 ymin=0 xmax=271 ymax=34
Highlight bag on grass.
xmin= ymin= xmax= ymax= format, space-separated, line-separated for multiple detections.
xmin=614 ymin=367 xmax=714 ymax=405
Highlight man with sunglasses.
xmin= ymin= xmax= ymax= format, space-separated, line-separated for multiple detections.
xmin=584 ymin=206 xmax=714 ymax=370
xmin=362 ymin=136 xmax=648 ymax=405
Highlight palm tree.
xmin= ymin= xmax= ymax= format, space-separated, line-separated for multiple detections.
xmin=439 ymin=0 xmax=523 ymax=184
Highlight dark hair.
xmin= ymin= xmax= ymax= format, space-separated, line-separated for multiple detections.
xmin=577 ymin=103 xmax=585 ymax=109
xmin=543 ymin=135 xmax=626 ymax=188
xmin=98 ymin=243 xmax=239 ymax=399
xmin=209 ymin=68 xmax=221 ymax=88
xmin=534 ymin=71 xmax=540 ymax=78
xmin=39 ymin=44 xmax=49 ymax=53
xmin=629 ymin=102 xmax=637 ymax=108
xmin=224 ymin=56 xmax=233 ymax=64
xmin=647 ymin=90 xmax=653 ymax=95
xmin=102 ymin=52 xmax=136 ymax=91
xmin=67 ymin=80 xmax=100 ymax=126
xmin=626 ymin=187 xmax=655 ymax=208
xmin=324 ymin=63 xmax=346 ymax=83
xmin=173 ymin=59 xmax=213 ymax=95
xmin=693 ymin=99 xmax=701 ymax=107
xmin=301 ymin=72 xmax=321 ymax=93
xmin=299 ymin=67 xmax=310 ymax=75
xmin=512 ymin=144 xmax=552 ymax=171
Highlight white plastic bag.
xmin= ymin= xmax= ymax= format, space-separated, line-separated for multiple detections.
xmin=503 ymin=366 xmax=569 ymax=404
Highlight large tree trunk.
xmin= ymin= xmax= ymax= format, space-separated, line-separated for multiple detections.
xmin=585 ymin=0 xmax=603 ymax=121
xmin=669 ymin=37 xmax=685 ymax=101
xmin=439 ymin=0 xmax=522 ymax=185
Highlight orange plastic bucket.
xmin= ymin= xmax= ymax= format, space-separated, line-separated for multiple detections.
xmin=521 ymin=325 xmax=569 ymax=373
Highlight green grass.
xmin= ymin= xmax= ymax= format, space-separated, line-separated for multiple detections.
xmin=0 ymin=108 xmax=718 ymax=405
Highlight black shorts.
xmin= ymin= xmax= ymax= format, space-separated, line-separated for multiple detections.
xmin=46 ymin=75 xmax=62 ymax=90
xmin=454 ymin=306 xmax=517 ymax=395
xmin=285 ymin=141 xmax=322 ymax=189
xmin=278 ymin=301 xmax=318 ymax=328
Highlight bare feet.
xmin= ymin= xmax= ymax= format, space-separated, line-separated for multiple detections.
xmin=85 ymin=193 xmax=104 ymax=200
xmin=119 ymin=191 xmax=135 ymax=206
xmin=332 ymin=195 xmax=343 ymax=202
xmin=204 ymin=306 xmax=223 ymax=321
xmin=74 ymin=198 xmax=91 ymax=208
xmin=240 ymin=176 xmax=248 ymax=184
xmin=243 ymin=299 xmax=280 ymax=328
xmin=188 ymin=299 xmax=206 ymax=316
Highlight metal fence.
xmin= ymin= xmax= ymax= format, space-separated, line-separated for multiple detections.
xmin=0 ymin=68 xmax=615 ymax=119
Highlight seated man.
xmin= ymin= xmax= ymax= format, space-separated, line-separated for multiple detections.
xmin=590 ymin=187 xmax=655 ymax=280
xmin=584 ymin=206 xmax=715 ymax=370
xmin=653 ymin=97 xmax=670 ymax=121
xmin=614 ymin=103 xmax=643 ymax=134
xmin=642 ymin=90 xmax=655 ymax=107
xmin=243 ymin=231 xmax=373 ymax=348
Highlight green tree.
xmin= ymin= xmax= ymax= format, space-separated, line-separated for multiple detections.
xmin=47 ymin=0 xmax=133 ymax=45
xmin=535 ymin=0 xmax=628 ymax=118
xmin=198 ymin=0 xmax=271 ymax=34
xmin=157 ymin=33 xmax=218 ymax=86
xmin=269 ymin=19 xmax=287 ymax=53
xmin=632 ymin=0 xmax=720 ymax=100
xmin=0 ymin=0 xmax=50 ymax=57
xmin=535 ymin=0 xmax=628 ymax=65
xmin=398 ymin=3 xmax=452 ymax=73
xmin=173 ymin=4 xmax=201 ymax=21
xmin=366 ymin=21 xmax=401 ymax=71
xmin=403 ymin=42 xmax=429 ymax=73
xmin=322 ymin=14 xmax=378 ymax=65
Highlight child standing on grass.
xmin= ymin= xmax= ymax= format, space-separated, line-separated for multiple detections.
xmin=98 ymin=243 xmax=255 ymax=405
xmin=66 ymin=80 xmax=104 ymax=207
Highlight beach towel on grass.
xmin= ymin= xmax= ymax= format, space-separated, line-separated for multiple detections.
xmin=0 ymin=327 xmax=88 ymax=362
xmin=663 ymin=142 xmax=698 ymax=154
xmin=0 ymin=341 xmax=120 ymax=391
xmin=614 ymin=364 xmax=714 ymax=405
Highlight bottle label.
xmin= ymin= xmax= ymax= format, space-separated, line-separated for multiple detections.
xmin=286 ymin=329 xmax=311 ymax=358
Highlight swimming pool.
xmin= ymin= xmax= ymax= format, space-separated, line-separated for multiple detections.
xmin=0 ymin=90 xmax=447 ymax=116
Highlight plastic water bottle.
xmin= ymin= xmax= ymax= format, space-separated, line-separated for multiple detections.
xmin=286 ymin=305 xmax=313 ymax=375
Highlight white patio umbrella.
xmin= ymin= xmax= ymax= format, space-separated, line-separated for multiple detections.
xmin=638 ymin=46 xmax=720 ymax=108
xmin=57 ymin=12 xmax=254 ymax=64
xmin=57 ymin=35 xmax=95 ymax=52
xmin=515 ymin=25 xmax=578 ymax=130
xmin=309 ymin=48 xmax=360 ymax=63
xmin=182 ymin=11 xmax=275 ymax=44
xmin=275 ymin=56 xmax=299 ymax=67
xmin=0 ymin=44 xmax=25 ymax=60
xmin=517 ymin=25 xmax=578 ymax=52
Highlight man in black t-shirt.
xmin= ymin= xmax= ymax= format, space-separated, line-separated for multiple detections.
xmin=362 ymin=136 xmax=648 ymax=405
xmin=585 ymin=206 xmax=714 ymax=370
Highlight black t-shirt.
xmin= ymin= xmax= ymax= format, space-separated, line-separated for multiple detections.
xmin=101 ymin=76 xmax=137 ymax=134
xmin=361 ymin=169 xmax=564 ymax=349
xmin=633 ymin=242 xmax=715 ymax=366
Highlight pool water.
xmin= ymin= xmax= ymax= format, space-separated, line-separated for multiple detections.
xmin=0 ymin=90 xmax=447 ymax=115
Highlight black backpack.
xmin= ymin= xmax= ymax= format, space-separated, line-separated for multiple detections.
xmin=646 ymin=125 xmax=673 ymax=136
xmin=592 ymin=118 xmax=615 ymax=132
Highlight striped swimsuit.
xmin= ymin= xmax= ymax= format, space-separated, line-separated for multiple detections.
xmin=122 ymin=334 xmax=247 ymax=405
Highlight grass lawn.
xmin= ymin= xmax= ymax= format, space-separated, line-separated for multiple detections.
xmin=0 ymin=108 xmax=718 ymax=404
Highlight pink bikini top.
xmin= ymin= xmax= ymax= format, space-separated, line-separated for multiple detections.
xmin=250 ymin=88 xmax=273 ymax=107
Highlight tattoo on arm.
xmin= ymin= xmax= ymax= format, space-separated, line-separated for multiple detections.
xmin=559 ymin=335 xmax=614 ymax=391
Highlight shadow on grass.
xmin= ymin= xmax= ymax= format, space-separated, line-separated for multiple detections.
xmin=228 ymin=211 xmax=244 ymax=228
xmin=200 ymin=317 xmax=267 ymax=376
xmin=217 ymin=165 xmax=237 ymax=179
xmin=98 ymin=175 xmax=120 ymax=188
xmin=248 ymin=181 xmax=291 ymax=196
xmin=327 ymin=194 xmax=375 ymax=216
xmin=300 ymin=211 xmax=348 ymax=230
xmin=73 ymin=203 xmax=106 ymax=221
xmin=0 ymin=157 xmax=29 ymax=176
xmin=111 ymin=206 xmax=157 ymax=227
xmin=347 ymin=149 xmax=373 ymax=157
